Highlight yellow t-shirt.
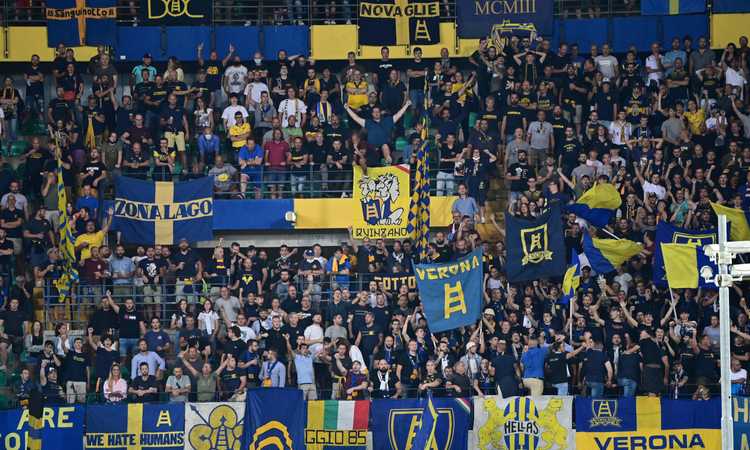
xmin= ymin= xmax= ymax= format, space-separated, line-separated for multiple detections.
xmin=684 ymin=110 xmax=706 ymax=136
xmin=75 ymin=230 xmax=105 ymax=261
xmin=346 ymin=80 xmax=368 ymax=109
xmin=229 ymin=122 xmax=251 ymax=149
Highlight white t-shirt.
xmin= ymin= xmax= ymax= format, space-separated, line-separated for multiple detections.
xmin=304 ymin=324 xmax=325 ymax=357
xmin=645 ymin=54 xmax=663 ymax=83
xmin=726 ymin=67 xmax=747 ymax=88
xmin=608 ymin=121 xmax=631 ymax=146
xmin=221 ymin=105 xmax=249 ymax=127
xmin=595 ymin=55 xmax=618 ymax=79
xmin=245 ymin=82 xmax=270 ymax=104
xmin=224 ymin=65 xmax=248 ymax=94
xmin=278 ymin=98 xmax=307 ymax=127
xmin=643 ymin=181 xmax=667 ymax=200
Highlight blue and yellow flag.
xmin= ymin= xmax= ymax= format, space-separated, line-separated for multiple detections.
xmin=711 ymin=202 xmax=750 ymax=241
xmin=113 ymin=176 xmax=213 ymax=245
xmin=55 ymin=156 xmax=79 ymax=302
xmin=27 ymin=389 xmax=43 ymax=450
xmin=567 ymin=183 xmax=622 ymax=227
xmin=414 ymin=248 xmax=483 ymax=332
xmin=505 ymin=202 xmax=566 ymax=282
xmin=407 ymin=92 xmax=431 ymax=262
xmin=661 ymin=243 xmax=718 ymax=289
xmin=46 ymin=0 xmax=117 ymax=46
xmin=244 ymin=388 xmax=306 ymax=450
xmin=560 ymin=250 xmax=581 ymax=305
xmin=576 ymin=397 xmax=720 ymax=449
xmin=653 ymin=222 xmax=720 ymax=287
xmin=411 ymin=395 xmax=439 ymax=450
xmin=84 ymin=403 xmax=184 ymax=450
xmin=641 ymin=0 xmax=706 ymax=15
xmin=371 ymin=397 xmax=470 ymax=450
xmin=582 ymin=233 xmax=643 ymax=274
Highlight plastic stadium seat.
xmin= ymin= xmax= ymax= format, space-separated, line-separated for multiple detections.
xmin=395 ymin=137 xmax=408 ymax=153
xmin=8 ymin=140 xmax=28 ymax=157
xmin=468 ymin=112 xmax=478 ymax=128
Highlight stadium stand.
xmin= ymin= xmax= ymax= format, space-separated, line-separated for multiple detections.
xmin=0 ymin=2 xmax=749 ymax=449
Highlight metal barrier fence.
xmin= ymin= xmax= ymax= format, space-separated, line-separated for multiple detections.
xmin=121 ymin=164 xmax=462 ymax=200
xmin=4 ymin=0 xmax=641 ymax=27
xmin=42 ymin=272 xmax=409 ymax=329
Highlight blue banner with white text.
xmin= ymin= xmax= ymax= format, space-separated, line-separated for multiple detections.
xmin=84 ymin=403 xmax=184 ymax=450
xmin=0 ymin=405 xmax=84 ymax=450
xmin=414 ymin=249 xmax=483 ymax=333
xmin=456 ymin=0 xmax=554 ymax=38
xmin=371 ymin=397 xmax=470 ymax=450
xmin=113 ymin=176 xmax=213 ymax=245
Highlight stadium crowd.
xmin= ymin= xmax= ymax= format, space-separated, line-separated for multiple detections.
xmin=1 ymin=31 xmax=750 ymax=407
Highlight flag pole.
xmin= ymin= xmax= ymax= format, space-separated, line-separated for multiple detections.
xmin=716 ymin=214 xmax=734 ymax=450
xmin=597 ymin=226 xmax=621 ymax=240
xmin=668 ymin=288 xmax=679 ymax=323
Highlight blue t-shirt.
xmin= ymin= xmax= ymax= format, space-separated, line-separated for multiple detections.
xmin=238 ymin=144 xmax=264 ymax=173
xmin=521 ymin=347 xmax=546 ymax=378
xmin=75 ymin=196 xmax=99 ymax=215
xmin=365 ymin=116 xmax=394 ymax=148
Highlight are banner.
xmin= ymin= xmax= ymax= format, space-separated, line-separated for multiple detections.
xmin=473 ymin=396 xmax=574 ymax=450
xmin=352 ymin=164 xmax=411 ymax=240
xmin=0 ymin=405 xmax=84 ymax=450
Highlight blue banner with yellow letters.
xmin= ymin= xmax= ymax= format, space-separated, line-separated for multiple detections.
xmin=734 ymin=397 xmax=750 ymax=449
xmin=372 ymin=397 xmax=470 ymax=450
xmin=243 ymin=388 xmax=305 ymax=450
xmin=505 ymin=202 xmax=566 ymax=282
xmin=575 ymin=397 xmax=720 ymax=450
xmin=414 ymin=249 xmax=483 ymax=333
xmin=113 ymin=176 xmax=213 ymax=245
xmin=84 ymin=403 xmax=184 ymax=450
xmin=653 ymin=222 xmax=720 ymax=287
xmin=46 ymin=0 xmax=117 ymax=46
xmin=456 ymin=0 xmax=554 ymax=39
xmin=0 ymin=405 xmax=84 ymax=450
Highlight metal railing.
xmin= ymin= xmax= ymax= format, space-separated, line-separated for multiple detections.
xmin=3 ymin=0 xmax=642 ymax=27
xmin=115 ymin=164 xmax=461 ymax=200
xmin=42 ymin=271 xmax=416 ymax=329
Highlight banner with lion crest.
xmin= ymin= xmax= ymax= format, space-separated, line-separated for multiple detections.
xmin=352 ymin=164 xmax=411 ymax=240
xmin=472 ymin=396 xmax=574 ymax=450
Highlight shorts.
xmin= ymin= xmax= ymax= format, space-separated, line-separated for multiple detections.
xmin=265 ymin=169 xmax=286 ymax=184
xmin=165 ymin=131 xmax=186 ymax=152
xmin=242 ymin=169 xmax=262 ymax=186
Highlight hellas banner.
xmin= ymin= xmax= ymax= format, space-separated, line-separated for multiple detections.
xmin=352 ymin=164 xmax=411 ymax=240
xmin=473 ymin=395 xmax=574 ymax=450
xmin=575 ymin=397 xmax=721 ymax=450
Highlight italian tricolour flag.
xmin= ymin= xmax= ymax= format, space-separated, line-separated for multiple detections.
xmin=307 ymin=400 xmax=370 ymax=430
